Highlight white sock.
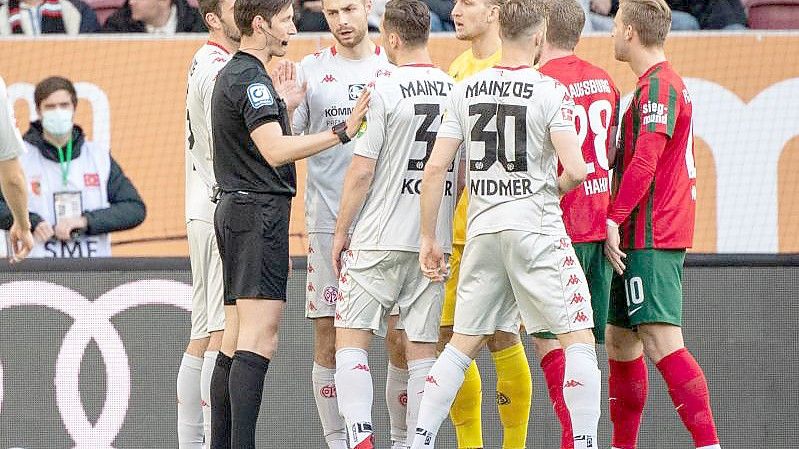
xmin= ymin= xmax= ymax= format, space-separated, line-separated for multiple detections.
xmin=177 ymin=353 xmax=204 ymax=448
xmin=386 ymin=362 xmax=409 ymax=445
xmin=335 ymin=348 xmax=374 ymax=448
xmin=406 ymin=358 xmax=435 ymax=448
xmin=312 ymin=362 xmax=348 ymax=449
xmin=201 ymin=351 xmax=217 ymax=446
xmin=563 ymin=343 xmax=601 ymax=449
xmin=697 ymin=445 xmax=722 ymax=449
xmin=410 ymin=344 xmax=471 ymax=449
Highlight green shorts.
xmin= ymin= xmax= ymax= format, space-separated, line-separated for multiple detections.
xmin=533 ymin=242 xmax=612 ymax=343
xmin=607 ymin=249 xmax=686 ymax=328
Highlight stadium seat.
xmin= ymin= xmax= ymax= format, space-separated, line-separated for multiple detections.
xmin=85 ymin=0 xmax=126 ymax=26
xmin=743 ymin=0 xmax=799 ymax=29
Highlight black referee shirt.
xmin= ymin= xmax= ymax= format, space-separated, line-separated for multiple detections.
xmin=211 ymin=51 xmax=296 ymax=196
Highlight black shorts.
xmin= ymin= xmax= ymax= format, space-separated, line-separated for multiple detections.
xmin=214 ymin=191 xmax=291 ymax=305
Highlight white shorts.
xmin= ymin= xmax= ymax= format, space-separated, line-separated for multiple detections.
xmin=187 ymin=220 xmax=225 ymax=339
xmin=306 ymin=232 xmax=340 ymax=318
xmin=335 ymin=249 xmax=444 ymax=343
xmin=454 ymin=231 xmax=594 ymax=336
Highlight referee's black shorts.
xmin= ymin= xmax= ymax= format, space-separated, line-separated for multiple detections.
xmin=214 ymin=191 xmax=291 ymax=305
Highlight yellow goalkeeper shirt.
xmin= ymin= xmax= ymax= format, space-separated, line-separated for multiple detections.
xmin=448 ymin=48 xmax=502 ymax=245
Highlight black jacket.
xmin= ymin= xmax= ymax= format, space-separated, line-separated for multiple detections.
xmin=101 ymin=0 xmax=206 ymax=33
xmin=0 ymin=122 xmax=146 ymax=236
xmin=668 ymin=0 xmax=747 ymax=29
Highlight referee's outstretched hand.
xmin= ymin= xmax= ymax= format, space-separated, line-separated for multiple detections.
xmin=344 ymin=87 xmax=371 ymax=139
xmin=272 ymin=60 xmax=307 ymax=114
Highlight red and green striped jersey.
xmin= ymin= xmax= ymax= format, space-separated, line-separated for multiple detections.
xmin=540 ymin=55 xmax=620 ymax=243
xmin=608 ymin=61 xmax=696 ymax=249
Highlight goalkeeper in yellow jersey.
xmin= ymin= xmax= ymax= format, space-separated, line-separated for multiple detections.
xmin=441 ymin=0 xmax=532 ymax=447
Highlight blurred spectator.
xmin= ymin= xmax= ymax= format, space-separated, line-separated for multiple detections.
xmin=102 ymin=0 xmax=205 ymax=33
xmin=579 ymin=0 xmax=746 ymax=31
xmin=671 ymin=0 xmax=748 ymax=29
xmin=366 ymin=0 xmax=384 ymax=30
xmin=0 ymin=76 xmax=146 ymax=258
xmin=295 ymin=0 xmax=328 ymax=31
xmin=425 ymin=0 xmax=453 ymax=31
xmin=0 ymin=0 xmax=99 ymax=35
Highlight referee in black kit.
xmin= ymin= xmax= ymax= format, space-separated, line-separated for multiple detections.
xmin=207 ymin=0 xmax=370 ymax=446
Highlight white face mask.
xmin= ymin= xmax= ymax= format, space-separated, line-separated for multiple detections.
xmin=41 ymin=108 xmax=74 ymax=137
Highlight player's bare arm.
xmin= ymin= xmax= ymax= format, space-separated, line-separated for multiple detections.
xmin=419 ymin=136 xmax=461 ymax=282
xmin=552 ymin=129 xmax=587 ymax=195
xmin=250 ymin=87 xmax=370 ymax=166
xmin=331 ymin=155 xmax=377 ymax=275
xmin=0 ymin=157 xmax=33 ymax=262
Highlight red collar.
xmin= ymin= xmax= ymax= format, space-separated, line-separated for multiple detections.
xmin=206 ymin=41 xmax=230 ymax=54
xmin=330 ymin=45 xmax=381 ymax=56
xmin=400 ymin=63 xmax=435 ymax=68
xmin=493 ymin=65 xmax=530 ymax=71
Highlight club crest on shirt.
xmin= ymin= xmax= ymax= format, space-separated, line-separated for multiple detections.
xmin=247 ymin=83 xmax=274 ymax=108
xmin=348 ymin=84 xmax=365 ymax=101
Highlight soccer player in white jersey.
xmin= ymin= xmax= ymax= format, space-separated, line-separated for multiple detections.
xmin=411 ymin=0 xmax=603 ymax=448
xmin=329 ymin=0 xmax=456 ymax=447
xmin=179 ymin=0 xmax=239 ymax=446
xmin=290 ymin=0 xmax=397 ymax=447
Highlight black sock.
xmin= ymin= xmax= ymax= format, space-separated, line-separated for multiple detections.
xmin=210 ymin=352 xmax=233 ymax=449
xmin=229 ymin=350 xmax=270 ymax=449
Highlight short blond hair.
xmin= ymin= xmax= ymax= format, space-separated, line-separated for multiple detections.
xmin=499 ymin=0 xmax=546 ymax=41
xmin=545 ymin=0 xmax=584 ymax=51
xmin=618 ymin=0 xmax=671 ymax=47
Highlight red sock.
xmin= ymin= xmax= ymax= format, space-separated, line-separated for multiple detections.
xmin=656 ymin=348 xmax=719 ymax=448
xmin=608 ymin=356 xmax=648 ymax=449
xmin=540 ymin=348 xmax=573 ymax=449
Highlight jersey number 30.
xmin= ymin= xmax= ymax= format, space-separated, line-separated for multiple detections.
xmin=468 ymin=103 xmax=527 ymax=172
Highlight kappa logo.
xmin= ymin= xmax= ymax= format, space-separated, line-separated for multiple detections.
xmin=573 ymin=310 xmax=589 ymax=323
xmin=247 ymin=83 xmax=274 ymax=109
xmin=322 ymin=74 xmax=336 ymax=83
xmin=322 ymin=286 xmax=338 ymax=305
xmin=559 ymin=237 xmax=571 ymax=249
xmin=562 ymin=256 xmax=576 ymax=267
xmin=307 ymin=264 xmax=315 ymax=273
xmin=308 ymin=301 xmax=317 ymax=311
xmin=307 ymin=282 xmax=315 ymax=292
xmin=567 ymin=274 xmax=581 ymax=285
xmin=425 ymin=375 xmax=439 ymax=386
xmin=569 ymin=293 xmax=586 ymax=305
xmin=308 ymin=245 xmax=315 ymax=253
xmin=348 ymin=84 xmax=365 ymax=100
xmin=320 ymin=384 xmax=337 ymax=398
xmin=564 ymin=379 xmax=584 ymax=388
xmin=496 ymin=392 xmax=510 ymax=405
xmin=353 ymin=364 xmax=370 ymax=372
xmin=335 ymin=312 xmax=343 ymax=321
xmin=375 ymin=69 xmax=391 ymax=78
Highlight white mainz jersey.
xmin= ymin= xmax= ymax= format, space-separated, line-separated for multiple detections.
xmin=0 ymin=76 xmax=24 ymax=161
xmin=350 ymin=64 xmax=456 ymax=253
xmin=437 ymin=66 xmax=576 ymax=240
xmin=292 ymin=45 xmax=392 ymax=233
xmin=185 ymin=42 xmax=232 ymax=223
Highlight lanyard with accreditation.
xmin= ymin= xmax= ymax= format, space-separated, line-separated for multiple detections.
xmin=53 ymin=138 xmax=83 ymax=224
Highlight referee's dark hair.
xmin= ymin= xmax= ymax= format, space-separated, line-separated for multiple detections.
xmin=235 ymin=0 xmax=292 ymax=36
xmin=383 ymin=0 xmax=430 ymax=48
xmin=34 ymin=76 xmax=77 ymax=109
xmin=544 ymin=0 xmax=585 ymax=51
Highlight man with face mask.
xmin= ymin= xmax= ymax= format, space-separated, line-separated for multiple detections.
xmin=178 ymin=0 xmax=240 ymax=447
xmin=288 ymin=0 xmax=394 ymax=447
xmin=0 ymin=76 xmax=146 ymax=258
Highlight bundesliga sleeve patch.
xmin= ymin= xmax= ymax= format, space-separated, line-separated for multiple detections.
xmin=247 ymin=83 xmax=274 ymax=108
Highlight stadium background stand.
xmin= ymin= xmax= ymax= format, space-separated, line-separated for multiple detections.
xmin=743 ymin=0 xmax=799 ymax=28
